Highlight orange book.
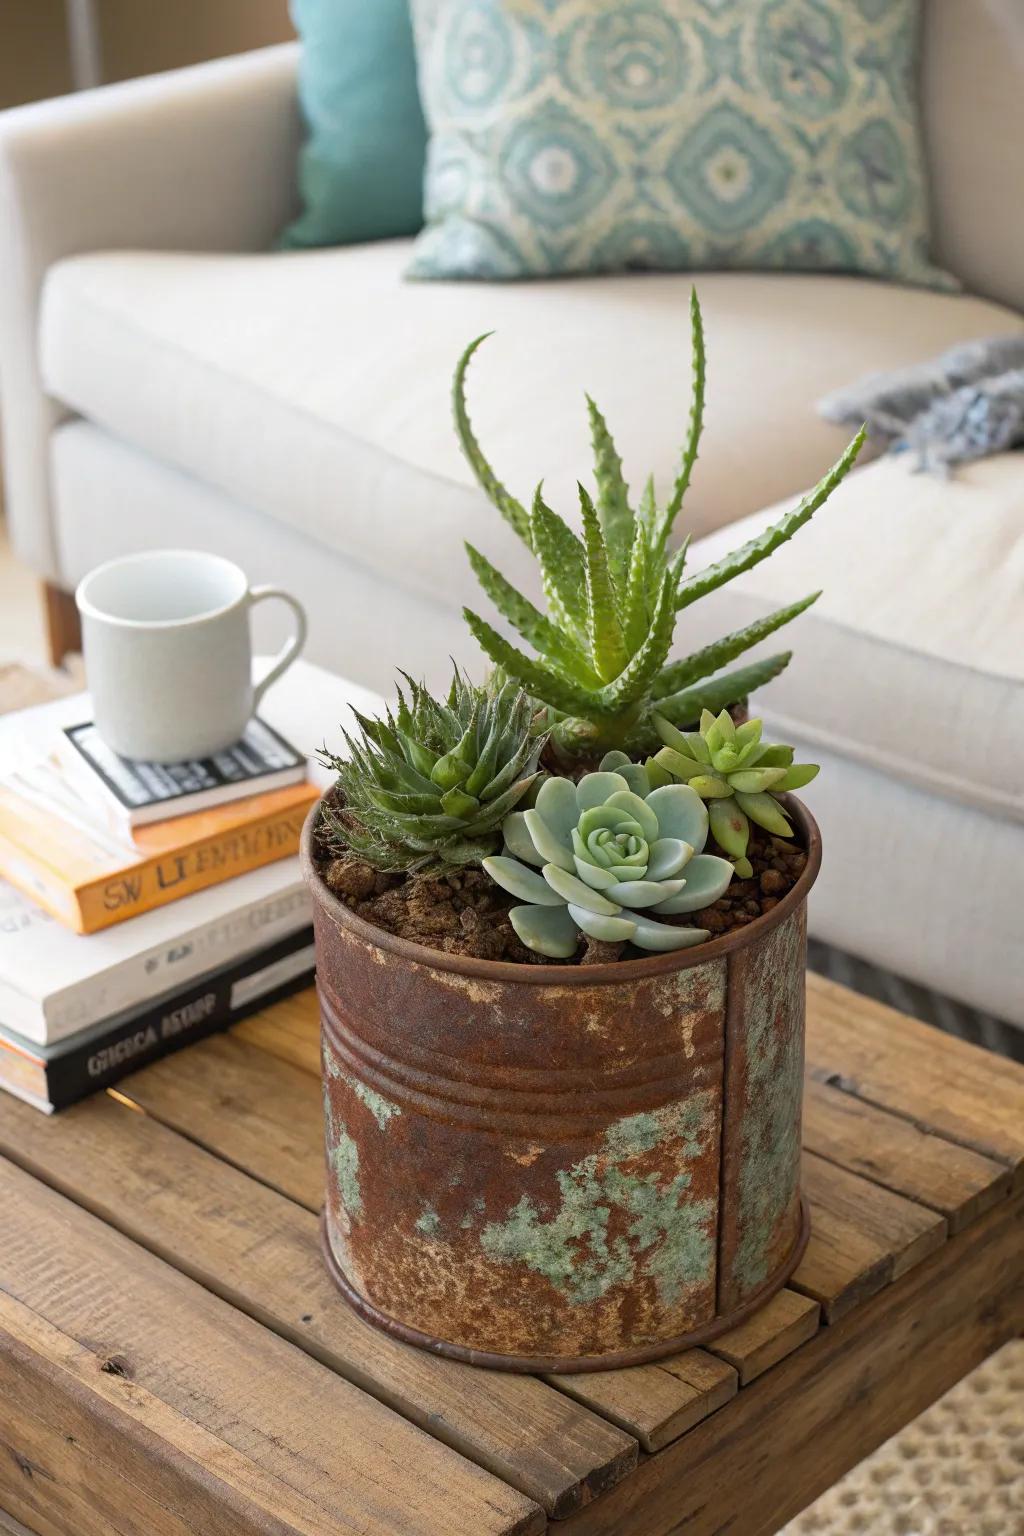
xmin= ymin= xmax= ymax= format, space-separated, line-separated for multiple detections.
xmin=0 ymin=781 xmax=318 ymax=934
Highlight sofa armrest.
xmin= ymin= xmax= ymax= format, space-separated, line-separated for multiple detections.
xmin=0 ymin=43 xmax=300 ymax=578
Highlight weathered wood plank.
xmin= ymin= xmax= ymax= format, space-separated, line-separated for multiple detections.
xmin=234 ymin=991 xmax=320 ymax=1075
xmin=120 ymin=1030 xmax=324 ymax=1209
xmin=125 ymin=1021 xmax=741 ymax=1456
xmin=803 ymin=1074 xmax=1012 ymax=1232
xmin=548 ymin=1352 xmax=736 ymax=1454
xmin=806 ymin=973 xmax=1024 ymax=1186
xmin=0 ymin=1159 xmax=543 ymax=1536
xmin=559 ymin=1191 xmax=1024 ymax=1536
xmin=709 ymin=1290 xmax=820 ymax=1386
xmin=0 ymin=1091 xmax=632 ymax=1520
xmin=795 ymin=1152 xmax=947 ymax=1321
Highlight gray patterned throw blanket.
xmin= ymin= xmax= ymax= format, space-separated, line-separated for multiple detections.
xmin=819 ymin=334 xmax=1024 ymax=473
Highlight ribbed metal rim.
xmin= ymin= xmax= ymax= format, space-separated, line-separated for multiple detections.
xmin=301 ymin=792 xmax=822 ymax=985
xmin=319 ymin=1198 xmax=811 ymax=1374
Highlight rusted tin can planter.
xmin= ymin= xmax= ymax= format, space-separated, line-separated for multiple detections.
xmin=302 ymin=799 xmax=820 ymax=1373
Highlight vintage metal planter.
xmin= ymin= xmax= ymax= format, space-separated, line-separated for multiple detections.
xmin=302 ymin=798 xmax=820 ymax=1373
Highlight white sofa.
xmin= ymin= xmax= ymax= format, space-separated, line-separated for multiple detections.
xmin=0 ymin=7 xmax=1022 ymax=1027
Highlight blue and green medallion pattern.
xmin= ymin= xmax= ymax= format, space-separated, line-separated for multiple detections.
xmin=407 ymin=0 xmax=952 ymax=287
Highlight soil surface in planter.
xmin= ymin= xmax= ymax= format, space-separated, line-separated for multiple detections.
xmin=318 ymin=827 xmax=807 ymax=965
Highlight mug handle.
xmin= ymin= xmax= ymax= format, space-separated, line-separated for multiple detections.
xmin=248 ymin=586 xmax=308 ymax=709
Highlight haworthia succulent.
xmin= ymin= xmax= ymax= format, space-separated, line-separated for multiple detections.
xmin=320 ymin=671 xmax=545 ymax=872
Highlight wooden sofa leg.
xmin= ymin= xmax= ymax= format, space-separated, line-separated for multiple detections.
xmin=42 ymin=582 xmax=82 ymax=668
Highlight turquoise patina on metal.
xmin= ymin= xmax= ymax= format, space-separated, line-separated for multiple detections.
xmin=719 ymin=907 xmax=806 ymax=1307
xmin=480 ymin=1093 xmax=717 ymax=1308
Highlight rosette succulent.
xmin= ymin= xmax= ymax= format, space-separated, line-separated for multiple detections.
xmin=454 ymin=289 xmax=865 ymax=759
xmin=652 ymin=710 xmax=818 ymax=877
xmin=482 ymin=754 xmax=735 ymax=957
xmin=319 ymin=672 xmax=544 ymax=873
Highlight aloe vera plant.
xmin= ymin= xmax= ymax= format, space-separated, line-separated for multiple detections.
xmin=483 ymin=755 xmax=735 ymax=956
xmin=653 ymin=710 xmax=818 ymax=877
xmin=319 ymin=671 xmax=544 ymax=873
xmin=455 ymin=290 xmax=864 ymax=760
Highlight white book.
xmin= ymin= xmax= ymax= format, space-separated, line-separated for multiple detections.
xmin=0 ymin=858 xmax=311 ymax=1045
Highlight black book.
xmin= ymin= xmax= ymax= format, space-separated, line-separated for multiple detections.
xmin=0 ymin=925 xmax=315 ymax=1112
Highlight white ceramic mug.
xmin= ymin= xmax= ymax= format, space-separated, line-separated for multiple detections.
xmin=76 ymin=550 xmax=307 ymax=763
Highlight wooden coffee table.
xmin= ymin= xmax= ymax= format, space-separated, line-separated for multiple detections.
xmin=0 ymin=974 xmax=1021 ymax=1536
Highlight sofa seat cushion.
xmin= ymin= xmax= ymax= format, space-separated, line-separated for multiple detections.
xmin=688 ymin=453 xmax=1024 ymax=820
xmin=39 ymin=241 xmax=1022 ymax=618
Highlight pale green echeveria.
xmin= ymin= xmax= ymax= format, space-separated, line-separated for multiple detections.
xmin=482 ymin=752 xmax=735 ymax=958
xmin=651 ymin=710 xmax=818 ymax=877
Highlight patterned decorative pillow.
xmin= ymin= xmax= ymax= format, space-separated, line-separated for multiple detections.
xmin=407 ymin=0 xmax=954 ymax=288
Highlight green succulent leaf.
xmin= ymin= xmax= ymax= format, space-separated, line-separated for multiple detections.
xmin=652 ymin=651 xmax=793 ymax=733
xmin=452 ymin=333 xmax=531 ymax=546
xmin=675 ymin=428 xmax=866 ymax=613
xmin=579 ymin=483 xmax=628 ymax=682
xmin=654 ymin=288 xmax=705 ymax=559
xmin=597 ymin=570 xmax=676 ymax=711
xmin=464 ymin=542 xmax=600 ymax=686
xmin=529 ymin=485 xmax=588 ymax=637
xmin=652 ymin=592 xmax=821 ymax=699
xmin=734 ymin=790 xmax=794 ymax=837
xmin=463 ymin=607 xmax=613 ymax=717
xmin=621 ymin=520 xmax=650 ymax=654
xmin=708 ymin=799 xmax=750 ymax=860
xmin=586 ymin=394 xmax=633 ymax=587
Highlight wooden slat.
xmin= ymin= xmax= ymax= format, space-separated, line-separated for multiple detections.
xmin=806 ymin=973 xmax=1024 ymax=1186
xmin=559 ymin=1191 xmax=1024 ymax=1536
xmin=803 ymin=1074 xmax=1012 ymax=1232
xmin=119 ymin=1030 xmax=324 ymax=1208
xmin=709 ymin=1290 xmax=820 ymax=1385
xmin=0 ymin=1159 xmax=542 ymax=1536
xmin=235 ymin=991 xmax=320 ymax=1074
xmin=126 ymin=1022 xmax=748 ymax=1455
xmin=795 ymin=1152 xmax=947 ymax=1321
xmin=549 ymin=1352 xmax=736 ymax=1454
xmin=0 ymin=1090 xmax=632 ymax=1520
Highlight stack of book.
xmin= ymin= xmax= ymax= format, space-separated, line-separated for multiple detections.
xmin=0 ymin=693 xmax=319 ymax=1111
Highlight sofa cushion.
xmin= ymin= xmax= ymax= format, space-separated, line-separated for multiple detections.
xmin=280 ymin=0 xmax=426 ymax=250
xmin=687 ymin=453 xmax=1024 ymax=820
xmin=408 ymin=0 xmax=953 ymax=289
xmin=40 ymin=240 xmax=1021 ymax=622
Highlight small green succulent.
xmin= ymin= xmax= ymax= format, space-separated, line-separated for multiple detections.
xmin=652 ymin=710 xmax=818 ymax=877
xmin=454 ymin=289 xmax=864 ymax=760
xmin=319 ymin=671 xmax=545 ymax=873
xmin=482 ymin=755 xmax=735 ymax=957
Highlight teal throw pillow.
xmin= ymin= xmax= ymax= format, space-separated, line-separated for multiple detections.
xmin=281 ymin=0 xmax=427 ymax=249
xmin=407 ymin=0 xmax=954 ymax=288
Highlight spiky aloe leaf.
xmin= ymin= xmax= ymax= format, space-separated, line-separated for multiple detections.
xmin=676 ymin=428 xmax=865 ymax=613
xmin=463 ymin=607 xmax=612 ymax=717
xmin=644 ymin=651 xmax=793 ymax=734
xmin=621 ymin=520 xmax=650 ymax=654
xmin=453 ymin=334 xmax=532 ymax=546
xmin=654 ymin=288 xmax=705 ymax=558
xmin=586 ymin=394 xmax=633 ymax=587
xmin=579 ymin=483 xmax=628 ymax=682
xmin=530 ymin=486 xmax=588 ymax=637
xmin=652 ymin=592 xmax=820 ymax=698
xmin=598 ymin=571 xmax=676 ymax=711
xmin=464 ymin=542 xmax=600 ymax=686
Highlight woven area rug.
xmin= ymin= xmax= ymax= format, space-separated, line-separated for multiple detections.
xmin=784 ymin=1341 xmax=1023 ymax=1535
xmin=1 ymin=661 xmax=1020 ymax=1535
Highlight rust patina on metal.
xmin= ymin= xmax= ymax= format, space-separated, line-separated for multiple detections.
xmin=305 ymin=797 xmax=820 ymax=1373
